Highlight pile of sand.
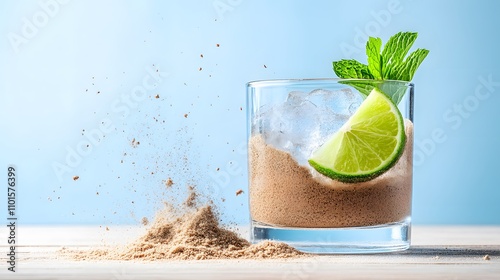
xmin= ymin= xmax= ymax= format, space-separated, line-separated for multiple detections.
xmin=69 ymin=204 xmax=303 ymax=261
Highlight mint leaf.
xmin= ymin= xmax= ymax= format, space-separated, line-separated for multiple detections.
xmin=391 ymin=48 xmax=429 ymax=81
xmin=366 ymin=37 xmax=383 ymax=79
xmin=332 ymin=31 xmax=428 ymax=104
xmin=333 ymin=59 xmax=374 ymax=79
xmin=381 ymin=32 xmax=418 ymax=79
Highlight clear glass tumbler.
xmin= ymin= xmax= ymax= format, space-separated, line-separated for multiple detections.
xmin=246 ymin=79 xmax=414 ymax=254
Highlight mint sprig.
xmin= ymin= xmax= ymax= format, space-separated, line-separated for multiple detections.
xmin=332 ymin=59 xmax=373 ymax=79
xmin=381 ymin=32 xmax=419 ymax=80
xmin=333 ymin=32 xmax=429 ymax=103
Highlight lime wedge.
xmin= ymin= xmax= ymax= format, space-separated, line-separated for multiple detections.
xmin=308 ymin=88 xmax=406 ymax=183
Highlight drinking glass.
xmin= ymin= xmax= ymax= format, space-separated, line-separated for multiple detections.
xmin=247 ymin=79 xmax=414 ymax=254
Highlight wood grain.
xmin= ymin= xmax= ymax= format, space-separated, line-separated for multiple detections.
xmin=1 ymin=226 xmax=499 ymax=279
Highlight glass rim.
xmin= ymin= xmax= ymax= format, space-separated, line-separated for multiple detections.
xmin=246 ymin=78 xmax=414 ymax=88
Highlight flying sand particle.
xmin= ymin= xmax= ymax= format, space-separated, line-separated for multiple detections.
xmin=165 ymin=178 xmax=174 ymax=187
xmin=131 ymin=138 xmax=140 ymax=147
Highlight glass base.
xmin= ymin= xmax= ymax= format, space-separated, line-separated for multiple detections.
xmin=251 ymin=218 xmax=411 ymax=254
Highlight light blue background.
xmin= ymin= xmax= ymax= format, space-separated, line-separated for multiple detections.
xmin=1 ymin=0 xmax=499 ymax=225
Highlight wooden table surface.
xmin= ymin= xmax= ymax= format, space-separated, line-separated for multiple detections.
xmin=1 ymin=226 xmax=499 ymax=279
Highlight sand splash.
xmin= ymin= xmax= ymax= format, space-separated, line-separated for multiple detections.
xmin=68 ymin=203 xmax=303 ymax=261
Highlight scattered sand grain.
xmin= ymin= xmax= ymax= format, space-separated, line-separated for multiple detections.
xmin=70 ymin=204 xmax=302 ymax=261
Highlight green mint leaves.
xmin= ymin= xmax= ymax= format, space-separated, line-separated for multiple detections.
xmin=334 ymin=32 xmax=428 ymax=81
xmin=380 ymin=32 xmax=428 ymax=81
xmin=333 ymin=32 xmax=429 ymax=103
xmin=332 ymin=59 xmax=374 ymax=79
xmin=366 ymin=37 xmax=383 ymax=79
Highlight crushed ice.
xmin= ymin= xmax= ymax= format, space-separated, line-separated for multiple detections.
xmin=253 ymin=88 xmax=363 ymax=165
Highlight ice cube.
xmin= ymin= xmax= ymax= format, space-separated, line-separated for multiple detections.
xmin=348 ymin=101 xmax=361 ymax=114
xmin=253 ymin=104 xmax=288 ymax=149
xmin=253 ymin=87 xmax=363 ymax=166
xmin=281 ymin=100 xmax=321 ymax=164
xmin=286 ymin=91 xmax=308 ymax=106
xmin=307 ymin=88 xmax=360 ymax=115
